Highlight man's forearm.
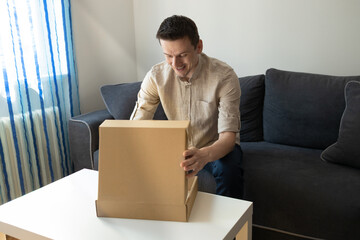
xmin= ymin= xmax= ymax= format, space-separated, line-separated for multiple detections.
xmin=201 ymin=131 xmax=236 ymax=163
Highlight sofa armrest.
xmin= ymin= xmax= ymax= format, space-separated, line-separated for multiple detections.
xmin=69 ymin=109 xmax=113 ymax=171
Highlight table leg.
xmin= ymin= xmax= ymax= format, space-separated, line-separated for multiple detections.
xmin=236 ymin=221 xmax=249 ymax=240
xmin=247 ymin=217 xmax=252 ymax=240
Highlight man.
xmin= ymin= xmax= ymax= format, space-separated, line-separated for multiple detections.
xmin=131 ymin=15 xmax=243 ymax=199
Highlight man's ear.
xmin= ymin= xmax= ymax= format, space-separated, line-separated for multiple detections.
xmin=196 ymin=39 xmax=203 ymax=54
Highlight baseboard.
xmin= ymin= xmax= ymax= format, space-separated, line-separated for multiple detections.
xmin=253 ymin=224 xmax=324 ymax=240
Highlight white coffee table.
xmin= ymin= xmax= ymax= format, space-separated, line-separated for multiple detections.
xmin=0 ymin=169 xmax=252 ymax=240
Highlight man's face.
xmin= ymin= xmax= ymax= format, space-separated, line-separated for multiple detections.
xmin=160 ymin=37 xmax=203 ymax=81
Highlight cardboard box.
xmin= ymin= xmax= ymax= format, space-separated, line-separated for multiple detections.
xmin=95 ymin=120 xmax=198 ymax=222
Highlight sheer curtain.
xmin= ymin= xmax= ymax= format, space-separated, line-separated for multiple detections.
xmin=0 ymin=0 xmax=80 ymax=204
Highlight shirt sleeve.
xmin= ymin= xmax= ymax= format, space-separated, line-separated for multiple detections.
xmin=217 ymin=68 xmax=241 ymax=133
xmin=130 ymin=70 xmax=160 ymax=120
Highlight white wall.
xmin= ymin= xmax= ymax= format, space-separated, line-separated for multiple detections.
xmin=73 ymin=0 xmax=360 ymax=113
xmin=72 ymin=0 xmax=137 ymax=113
xmin=134 ymin=0 xmax=360 ymax=80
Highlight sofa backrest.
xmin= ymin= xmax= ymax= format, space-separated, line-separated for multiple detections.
xmin=239 ymin=75 xmax=265 ymax=142
xmin=100 ymin=82 xmax=167 ymax=120
xmin=263 ymin=68 xmax=360 ymax=149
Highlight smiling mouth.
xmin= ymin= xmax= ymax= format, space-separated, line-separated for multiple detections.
xmin=176 ymin=66 xmax=185 ymax=71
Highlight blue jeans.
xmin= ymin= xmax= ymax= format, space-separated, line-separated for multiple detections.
xmin=202 ymin=144 xmax=244 ymax=199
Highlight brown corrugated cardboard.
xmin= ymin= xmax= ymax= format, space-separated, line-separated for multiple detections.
xmin=96 ymin=120 xmax=198 ymax=222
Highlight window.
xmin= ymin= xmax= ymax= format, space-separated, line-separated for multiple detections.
xmin=0 ymin=0 xmax=68 ymax=100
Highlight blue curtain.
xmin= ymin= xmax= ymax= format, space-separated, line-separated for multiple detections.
xmin=0 ymin=0 xmax=80 ymax=204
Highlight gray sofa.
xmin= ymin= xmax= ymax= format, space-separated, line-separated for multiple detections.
xmin=69 ymin=68 xmax=360 ymax=240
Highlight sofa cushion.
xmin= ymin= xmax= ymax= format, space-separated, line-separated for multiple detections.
xmin=101 ymin=82 xmax=167 ymax=120
xmin=101 ymin=82 xmax=141 ymax=119
xmin=263 ymin=68 xmax=360 ymax=149
xmin=321 ymin=81 xmax=360 ymax=169
xmin=242 ymin=141 xmax=360 ymax=239
xmin=239 ymin=75 xmax=265 ymax=142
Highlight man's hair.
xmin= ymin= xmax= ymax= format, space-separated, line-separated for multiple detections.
xmin=156 ymin=15 xmax=200 ymax=49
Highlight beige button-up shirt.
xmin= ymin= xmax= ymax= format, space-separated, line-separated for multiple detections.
xmin=131 ymin=53 xmax=241 ymax=148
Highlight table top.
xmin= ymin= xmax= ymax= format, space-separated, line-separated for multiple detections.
xmin=0 ymin=169 xmax=252 ymax=240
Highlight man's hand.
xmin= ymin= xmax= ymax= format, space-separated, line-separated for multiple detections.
xmin=180 ymin=147 xmax=210 ymax=178
xmin=180 ymin=131 xmax=236 ymax=178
